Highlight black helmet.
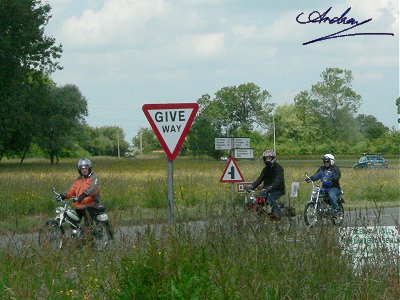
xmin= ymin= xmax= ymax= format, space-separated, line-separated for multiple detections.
xmin=77 ymin=158 xmax=92 ymax=175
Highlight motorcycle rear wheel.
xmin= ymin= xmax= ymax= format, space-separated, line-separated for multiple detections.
xmin=92 ymin=222 xmax=112 ymax=250
xmin=39 ymin=222 xmax=64 ymax=250
xmin=304 ymin=202 xmax=319 ymax=226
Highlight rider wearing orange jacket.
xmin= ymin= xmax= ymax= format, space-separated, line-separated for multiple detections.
xmin=61 ymin=158 xmax=100 ymax=224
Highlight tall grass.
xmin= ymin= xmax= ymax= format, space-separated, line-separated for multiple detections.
xmin=0 ymin=216 xmax=398 ymax=299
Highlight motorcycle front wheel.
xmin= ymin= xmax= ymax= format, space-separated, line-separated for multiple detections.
xmin=92 ymin=222 xmax=112 ymax=250
xmin=39 ymin=221 xmax=64 ymax=250
xmin=304 ymin=202 xmax=319 ymax=226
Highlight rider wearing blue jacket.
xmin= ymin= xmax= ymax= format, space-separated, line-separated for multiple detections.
xmin=307 ymin=154 xmax=341 ymax=214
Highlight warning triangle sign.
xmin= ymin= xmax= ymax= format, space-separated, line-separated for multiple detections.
xmin=220 ymin=156 xmax=245 ymax=183
xmin=142 ymin=103 xmax=199 ymax=160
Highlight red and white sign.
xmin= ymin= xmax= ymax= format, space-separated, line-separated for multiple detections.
xmin=142 ymin=103 xmax=199 ymax=160
xmin=220 ymin=156 xmax=245 ymax=183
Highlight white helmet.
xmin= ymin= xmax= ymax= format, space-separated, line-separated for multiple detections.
xmin=77 ymin=158 xmax=93 ymax=175
xmin=262 ymin=149 xmax=276 ymax=165
xmin=322 ymin=154 xmax=335 ymax=165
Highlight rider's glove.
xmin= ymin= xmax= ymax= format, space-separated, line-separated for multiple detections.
xmin=246 ymin=187 xmax=253 ymax=192
xmin=305 ymin=178 xmax=311 ymax=183
xmin=77 ymin=193 xmax=88 ymax=203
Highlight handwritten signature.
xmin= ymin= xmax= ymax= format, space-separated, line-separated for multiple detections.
xmin=296 ymin=7 xmax=394 ymax=45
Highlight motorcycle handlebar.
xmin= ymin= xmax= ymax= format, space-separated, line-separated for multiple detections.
xmin=52 ymin=187 xmax=77 ymax=202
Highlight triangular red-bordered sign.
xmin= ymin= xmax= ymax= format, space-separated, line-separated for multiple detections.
xmin=220 ymin=156 xmax=245 ymax=183
xmin=142 ymin=103 xmax=199 ymax=160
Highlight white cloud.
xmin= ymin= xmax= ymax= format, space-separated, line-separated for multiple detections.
xmin=61 ymin=0 xmax=169 ymax=47
xmin=231 ymin=25 xmax=257 ymax=41
xmin=355 ymin=55 xmax=398 ymax=68
xmin=347 ymin=0 xmax=399 ymax=32
xmin=171 ymin=32 xmax=225 ymax=58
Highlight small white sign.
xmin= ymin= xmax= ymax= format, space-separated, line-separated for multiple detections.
xmin=234 ymin=148 xmax=253 ymax=159
xmin=234 ymin=138 xmax=250 ymax=149
xmin=215 ymin=138 xmax=232 ymax=150
xmin=237 ymin=182 xmax=253 ymax=193
xmin=290 ymin=182 xmax=300 ymax=197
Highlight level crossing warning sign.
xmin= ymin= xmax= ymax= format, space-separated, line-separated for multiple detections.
xmin=142 ymin=103 xmax=199 ymax=160
xmin=220 ymin=156 xmax=244 ymax=183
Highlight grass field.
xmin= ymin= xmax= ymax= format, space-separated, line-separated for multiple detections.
xmin=0 ymin=155 xmax=398 ymax=233
xmin=0 ymin=156 xmax=398 ymax=299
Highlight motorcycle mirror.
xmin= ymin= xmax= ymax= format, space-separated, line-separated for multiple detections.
xmin=304 ymin=172 xmax=309 ymax=176
xmin=51 ymin=187 xmax=56 ymax=192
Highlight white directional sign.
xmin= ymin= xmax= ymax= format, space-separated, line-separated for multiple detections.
xmin=142 ymin=103 xmax=199 ymax=160
xmin=234 ymin=148 xmax=254 ymax=159
xmin=234 ymin=138 xmax=250 ymax=149
xmin=215 ymin=138 xmax=232 ymax=150
xmin=220 ymin=156 xmax=245 ymax=183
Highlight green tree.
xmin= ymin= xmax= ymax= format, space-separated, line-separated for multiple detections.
xmin=293 ymin=90 xmax=324 ymax=144
xmin=132 ymin=128 xmax=162 ymax=153
xmin=186 ymin=84 xmax=273 ymax=158
xmin=36 ymin=84 xmax=87 ymax=163
xmin=0 ymin=0 xmax=62 ymax=160
xmin=213 ymin=83 xmax=274 ymax=135
xmin=356 ymin=114 xmax=389 ymax=140
xmin=186 ymin=94 xmax=222 ymax=158
xmin=85 ymin=126 xmax=129 ymax=156
xmin=294 ymin=68 xmax=362 ymax=145
xmin=310 ymin=68 xmax=361 ymax=140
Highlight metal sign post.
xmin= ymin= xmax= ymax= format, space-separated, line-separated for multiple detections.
xmin=167 ymin=159 xmax=174 ymax=224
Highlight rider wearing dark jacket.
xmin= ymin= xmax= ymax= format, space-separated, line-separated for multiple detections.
xmin=249 ymin=150 xmax=285 ymax=219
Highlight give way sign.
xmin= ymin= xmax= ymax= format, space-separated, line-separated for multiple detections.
xmin=142 ymin=103 xmax=199 ymax=160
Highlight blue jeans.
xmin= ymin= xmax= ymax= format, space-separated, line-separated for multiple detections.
xmin=328 ymin=187 xmax=340 ymax=211
xmin=266 ymin=190 xmax=284 ymax=216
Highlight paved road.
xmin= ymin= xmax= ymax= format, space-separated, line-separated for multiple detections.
xmin=343 ymin=206 xmax=399 ymax=227
xmin=0 ymin=206 xmax=398 ymax=252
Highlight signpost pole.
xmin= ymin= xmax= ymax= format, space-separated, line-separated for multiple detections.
xmin=231 ymin=182 xmax=235 ymax=209
xmin=167 ymin=159 xmax=174 ymax=225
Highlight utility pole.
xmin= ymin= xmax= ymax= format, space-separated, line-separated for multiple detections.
xmin=140 ymin=132 xmax=143 ymax=155
xmin=272 ymin=114 xmax=276 ymax=153
xmin=117 ymin=128 xmax=120 ymax=158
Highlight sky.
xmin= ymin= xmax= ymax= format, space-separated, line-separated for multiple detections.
xmin=44 ymin=0 xmax=399 ymax=142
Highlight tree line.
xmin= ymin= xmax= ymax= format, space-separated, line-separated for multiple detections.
xmin=133 ymin=69 xmax=398 ymax=158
